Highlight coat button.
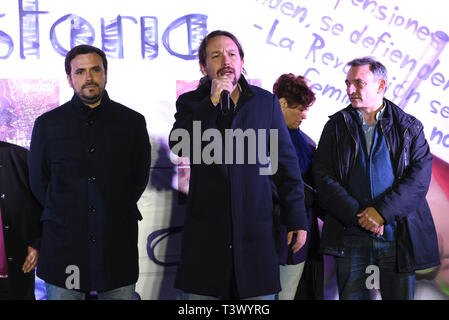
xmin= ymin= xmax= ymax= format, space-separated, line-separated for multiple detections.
xmin=0 ymin=194 xmax=5 ymax=199
xmin=3 ymin=225 xmax=10 ymax=231
xmin=88 ymin=177 xmax=96 ymax=183
xmin=89 ymin=235 xmax=96 ymax=243
xmin=88 ymin=206 xmax=96 ymax=213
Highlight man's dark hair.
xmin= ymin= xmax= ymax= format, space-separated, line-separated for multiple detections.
xmin=198 ymin=30 xmax=245 ymax=67
xmin=347 ymin=56 xmax=388 ymax=83
xmin=65 ymin=45 xmax=108 ymax=76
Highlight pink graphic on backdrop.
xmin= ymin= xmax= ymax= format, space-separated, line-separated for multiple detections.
xmin=0 ymin=79 xmax=59 ymax=149
xmin=428 ymin=157 xmax=449 ymax=296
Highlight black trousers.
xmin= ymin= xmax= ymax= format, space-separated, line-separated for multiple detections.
xmin=0 ymin=277 xmax=10 ymax=300
xmin=0 ymin=274 xmax=36 ymax=300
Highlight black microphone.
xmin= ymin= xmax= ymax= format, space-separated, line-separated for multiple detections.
xmin=220 ymin=90 xmax=230 ymax=114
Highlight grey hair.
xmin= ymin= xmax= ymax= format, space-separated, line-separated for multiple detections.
xmin=347 ymin=56 xmax=388 ymax=84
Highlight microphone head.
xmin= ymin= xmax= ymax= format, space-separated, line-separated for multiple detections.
xmin=220 ymin=90 xmax=230 ymax=114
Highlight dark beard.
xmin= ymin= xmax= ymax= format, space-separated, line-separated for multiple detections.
xmin=76 ymin=89 xmax=104 ymax=106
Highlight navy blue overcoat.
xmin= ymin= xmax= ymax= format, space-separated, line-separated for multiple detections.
xmin=169 ymin=77 xmax=307 ymax=298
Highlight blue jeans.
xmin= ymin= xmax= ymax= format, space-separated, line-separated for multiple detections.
xmin=45 ymin=282 xmax=136 ymax=300
xmin=183 ymin=292 xmax=275 ymax=300
xmin=277 ymin=262 xmax=305 ymax=300
xmin=335 ymin=235 xmax=415 ymax=300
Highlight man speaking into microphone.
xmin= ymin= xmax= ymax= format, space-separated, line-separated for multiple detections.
xmin=169 ymin=30 xmax=308 ymax=300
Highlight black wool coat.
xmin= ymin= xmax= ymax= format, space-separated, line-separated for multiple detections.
xmin=29 ymin=92 xmax=151 ymax=292
xmin=0 ymin=142 xmax=41 ymax=299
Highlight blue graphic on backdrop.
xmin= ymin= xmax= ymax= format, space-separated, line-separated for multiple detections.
xmin=102 ymin=15 xmax=136 ymax=59
xmin=140 ymin=16 xmax=159 ymax=60
xmin=50 ymin=14 xmax=95 ymax=56
xmin=0 ymin=14 xmax=13 ymax=59
xmin=162 ymin=14 xmax=207 ymax=60
xmin=19 ymin=0 xmax=48 ymax=59
xmin=147 ymin=227 xmax=182 ymax=267
xmin=0 ymin=0 xmax=208 ymax=60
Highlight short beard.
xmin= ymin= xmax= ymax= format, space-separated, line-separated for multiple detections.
xmin=76 ymin=88 xmax=104 ymax=106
